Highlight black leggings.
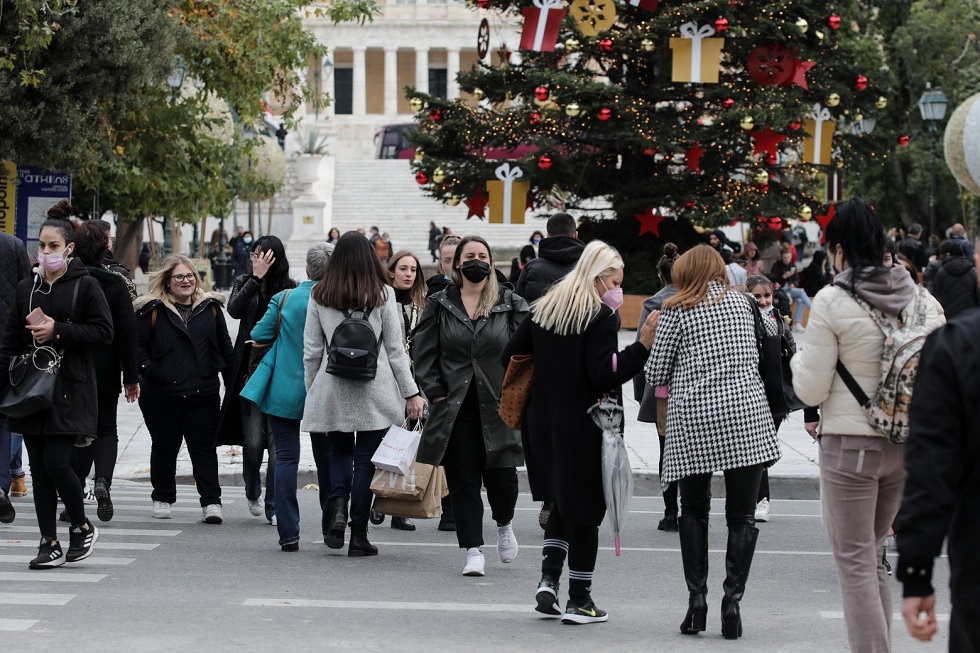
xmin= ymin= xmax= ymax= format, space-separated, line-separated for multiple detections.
xmin=73 ymin=392 xmax=120 ymax=485
xmin=542 ymin=503 xmax=599 ymax=601
xmin=24 ymin=435 xmax=87 ymax=539
xmin=679 ymin=463 xmax=766 ymax=528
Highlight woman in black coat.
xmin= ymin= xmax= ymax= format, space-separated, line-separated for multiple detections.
xmin=135 ymin=255 xmax=233 ymax=524
xmin=931 ymin=240 xmax=980 ymax=319
xmin=0 ymin=206 xmax=113 ymax=569
xmin=227 ymin=235 xmax=297 ymax=524
xmin=68 ymin=221 xmax=140 ymax=523
xmin=502 ymin=241 xmax=657 ymax=624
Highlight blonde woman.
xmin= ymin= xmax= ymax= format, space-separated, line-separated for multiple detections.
xmin=503 ymin=241 xmax=658 ymax=623
xmin=413 ymin=236 xmax=529 ymax=577
xmin=645 ymin=245 xmax=780 ymax=640
xmin=135 ymin=255 xmax=233 ymax=523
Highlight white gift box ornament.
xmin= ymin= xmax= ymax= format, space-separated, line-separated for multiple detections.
xmin=803 ymin=103 xmax=836 ymax=165
xmin=487 ymin=162 xmax=530 ymax=224
xmin=669 ymin=22 xmax=725 ymax=84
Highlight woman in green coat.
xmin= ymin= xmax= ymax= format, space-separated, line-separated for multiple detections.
xmin=413 ymin=236 xmax=529 ymax=578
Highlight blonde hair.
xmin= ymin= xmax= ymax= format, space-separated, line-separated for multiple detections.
xmin=148 ymin=255 xmax=204 ymax=304
xmin=663 ymin=245 xmax=730 ymax=310
xmin=449 ymin=236 xmax=499 ymax=318
xmin=532 ymin=240 xmax=623 ymax=336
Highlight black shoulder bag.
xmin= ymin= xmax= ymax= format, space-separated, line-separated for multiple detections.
xmin=750 ymin=297 xmax=806 ymax=416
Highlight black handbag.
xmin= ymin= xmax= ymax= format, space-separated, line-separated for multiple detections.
xmin=0 ymin=280 xmax=80 ymax=419
xmin=750 ymin=298 xmax=806 ymax=416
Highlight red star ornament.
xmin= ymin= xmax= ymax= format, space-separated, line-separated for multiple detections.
xmin=634 ymin=207 xmax=667 ymax=236
xmin=749 ymin=127 xmax=788 ymax=158
xmin=685 ymin=143 xmax=706 ymax=172
xmin=815 ymin=203 xmax=835 ymax=243
xmin=465 ymin=187 xmax=489 ymax=220
xmin=785 ymin=59 xmax=816 ymax=90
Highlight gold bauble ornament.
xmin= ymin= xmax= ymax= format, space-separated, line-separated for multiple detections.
xmin=693 ymin=225 xmax=707 ymax=234
xmin=409 ymin=97 xmax=424 ymax=112
xmin=564 ymin=37 xmax=581 ymax=52
xmin=472 ymin=88 xmax=486 ymax=101
xmin=739 ymin=115 xmax=755 ymax=130
xmin=799 ymin=205 xmax=813 ymax=222
xmin=754 ymin=170 xmax=770 ymax=184
xmin=446 ymin=195 xmax=461 ymax=206
xmin=814 ymin=30 xmax=825 ymax=40
xmin=640 ymin=39 xmax=655 ymax=52
xmin=414 ymin=148 xmax=424 ymax=161
xmin=795 ymin=18 xmax=809 ymax=33
xmin=875 ymin=96 xmax=888 ymax=109
xmin=565 ymin=102 xmax=582 ymax=117
xmin=432 ymin=168 xmax=447 ymax=184
xmin=826 ymin=93 xmax=841 ymax=107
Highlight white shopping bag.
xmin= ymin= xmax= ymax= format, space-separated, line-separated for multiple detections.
xmin=371 ymin=421 xmax=422 ymax=475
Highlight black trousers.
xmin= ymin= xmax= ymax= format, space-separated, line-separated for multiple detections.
xmin=140 ymin=393 xmax=222 ymax=506
xmin=679 ymin=463 xmax=766 ymax=527
xmin=442 ymin=396 xmax=518 ymax=550
xmin=73 ymin=392 xmax=120 ymax=485
xmin=658 ymin=434 xmax=678 ymax=514
xmin=757 ymin=419 xmax=782 ymax=502
xmin=23 ymin=435 xmax=87 ymax=539
xmin=951 ymin=606 xmax=980 ymax=653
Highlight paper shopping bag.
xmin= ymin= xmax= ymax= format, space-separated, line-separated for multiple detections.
xmin=370 ymin=460 xmax=437 ymax=500
xmin=371 ymin=422 xmax=422 ymax=475
xmin=373 ymin=467 xmax=448 ymax=519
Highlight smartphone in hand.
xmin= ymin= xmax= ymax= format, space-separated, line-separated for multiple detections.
xmin=26 ymin=308 xmax=46 ymax=326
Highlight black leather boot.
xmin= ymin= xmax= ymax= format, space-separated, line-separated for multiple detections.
xmin=324 ymin=498 xmax=348 ymax=550
xmin=721 ymin=523 xmax=760 ymax=640
xmin=348 ymin=524 xmax=378 ymax=557
xmin=678 ymin=515 xmax=709 ymax=634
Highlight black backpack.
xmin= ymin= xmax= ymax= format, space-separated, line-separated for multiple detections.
xmin=326 ymin=308 xmax=380 ymax=380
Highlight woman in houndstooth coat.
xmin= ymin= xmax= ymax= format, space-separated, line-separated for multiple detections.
xmin=644 ymin=245 xmax=780 ymax=641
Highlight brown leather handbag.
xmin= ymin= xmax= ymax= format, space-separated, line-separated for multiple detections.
xmin=498 ymin=354 xmax=534 ymax=429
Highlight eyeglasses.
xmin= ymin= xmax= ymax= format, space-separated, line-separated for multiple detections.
xmin=171 ymin=274 xmax=196 ymax=283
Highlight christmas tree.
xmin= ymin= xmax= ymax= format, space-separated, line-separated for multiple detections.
xmin=406 ymin=0 xmax=889 ymax=289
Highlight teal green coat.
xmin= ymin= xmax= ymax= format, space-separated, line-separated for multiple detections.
xmin=240 ymin=280 xmax=314 ymax=420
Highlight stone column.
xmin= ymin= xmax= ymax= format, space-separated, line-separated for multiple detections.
xmin=415 ymin=46 xmax=429 ymax=95
xmin=352 ymin=46 xmax=367 ymax=116
xmin=447 ymin=48 xmax=461 ymax=99
xmin=384 ymin=46 xmax=399 ymax=115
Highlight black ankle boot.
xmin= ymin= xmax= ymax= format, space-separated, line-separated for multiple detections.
xmin=94 ymin=476 xmax=113 ymax=523
xmin=348 ymin=524 xmax=378 ymax=557
xmin=721 ymin=523 xmax=760 ymax=640
xmin=678 ymin=515 xmax=709 ymax=634
xmin=325 ymin=498 xmax=348 ymax=550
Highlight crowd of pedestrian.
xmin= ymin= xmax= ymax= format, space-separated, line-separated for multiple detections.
xmin=1 ymin=202 xmax=977 ymax=648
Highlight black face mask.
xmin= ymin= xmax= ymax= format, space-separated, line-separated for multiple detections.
xmin=460 ymin=259 xmax=491 ymax=283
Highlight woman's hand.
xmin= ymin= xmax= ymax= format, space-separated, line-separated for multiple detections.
xmin=902 ymin=596 xmax=938 ymax=642
xmin=804 ymin=421 xmax=819 ymax=440
xmin=406 ymin=395 xmax=426 ymax=421
xmin=26 ymin=316 xmax=56 ymax=344
xmin=124 ymin=383 xmax=140 ymax=403
xmin=638 ymin=310 xmax=659 ymax=349
xmin=251 ymin=250 xmax=275 ymax=279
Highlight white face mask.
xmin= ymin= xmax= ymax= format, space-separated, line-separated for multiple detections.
xmin=762 ymin=305 xmax=775 ymax=316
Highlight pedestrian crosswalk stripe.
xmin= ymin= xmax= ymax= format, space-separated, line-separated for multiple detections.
xmin=819 ymin=611 xmax=950 ymax=622
xmin=0 ymin=540 xmax=159 ymax=551
xmin=94 ymin=515 xmax=200 ymax=525
xmin=0 ymin=555 xmax=134 ymax=566
xmin=0 ymin=572 xmax=106 ymax=583
xmin=0 ymin=593 xmax=74 ymax=605
xmin=0 ymin=526 xmax=180 ymax=537
xmin=0 ymin=618 xmax=38 ymax=632
xmin=244 ymin=599 xmax=533 ymax=613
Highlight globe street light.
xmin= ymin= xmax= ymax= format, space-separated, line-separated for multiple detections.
xmin=919 ymin=83 xmax=949 ymax=240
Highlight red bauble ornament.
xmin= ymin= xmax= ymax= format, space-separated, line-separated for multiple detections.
xmin=747 ymin=43 xmax=795 ymax=86
xmin=898 ymin=135 xmax=910 ymax=146
xmin=477 ymin=0 xmax=491 ymax=7
xmin=429 ymin=109 xmax=443 ymax=122
xmin=854 ymin=75 xmax=869 ymax=91
xmin=788 ymin=120 xmax=802 ymax=131
xmin=723 ymin=98 xmax=735 ymax=109
xmin=759 ymin=183 xmax=770 ymax=194
xmin=538 ymin=155 xmax=553 ymax=170
xmin=767 ymin=216 xmax=783 ymax=231
xmin=597 ymin=107 xmax=613 ymax=121
xmin=643 ymin=147 xmax=658 ymax=156
xmin=713 ymin=17 xmax=729 ymax=33
xmin=599 ymin=38 xmax=614 ymax=53
xmin=529 ymin=111 xmax=542 ymax=126
xmin=828 ymin=14 xmax=841 ymax=29
xmin=766 ymin=153 xmax=778 ymax=166
xmin=685 ymin=201 xmax=696 ymax=209
xmin=415 ymin=171 xmax=430 ymax=185
xmin=534 ymin=86 xmax=549 ymax=101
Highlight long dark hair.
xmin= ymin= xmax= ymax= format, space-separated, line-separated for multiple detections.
xmin=825 ymin=198 xmax=887 ymax=292
xmin=657 ymin=242 xmax=680 ymax=284
xmin=251 ymin=235 xmax=295 ymax=297
xmin=74 ymin=221 xmax=109 ymax=266
xmin=312 ymin=231 xmax=388 ymax=310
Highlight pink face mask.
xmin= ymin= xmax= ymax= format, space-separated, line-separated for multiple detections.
xmin=37 ymin=248 xmax=70 ymax=274
xmin=600 ymin=279 xmax=624 ymax=311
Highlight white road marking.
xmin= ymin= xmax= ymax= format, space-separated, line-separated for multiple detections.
xmin=0 ymin=555 xmax=134 ymax=566
xmin=244 ymin=599 xmax=533 ymax=613
xmin=0 ymin=572 xmax=106 ymax=583
xmin=820 ymin=611 xmax=950 ymax=622
xmin=0 ymin=618 xmax=38 ymax=631
xmin=365 ymin=541 xmax=835 ymax=555
xmin=98 ymin=515 xmax=200 ymax=525
xmin=0 ymin=540 xmax=159 ymax=551
xmin=0 ymin=526 xmax=180 ymax=537
xmin=0 ymin=593 xmax=74 ymax=605
xmin=510 ymin=508 xmax=821 ymax=517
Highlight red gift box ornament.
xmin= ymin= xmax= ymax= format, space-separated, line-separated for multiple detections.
xmin=520 ymin=0 xmax=567 ymax=53
xmin=624 ymin=0 xmax=658 ymax=12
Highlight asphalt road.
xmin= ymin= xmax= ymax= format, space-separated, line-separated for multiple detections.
xmin=1 ymin=482 xmax=950 ymax=652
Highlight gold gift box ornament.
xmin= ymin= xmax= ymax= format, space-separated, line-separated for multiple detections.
xmin=802 ymin=103 xmax=836 ymax=166
xmin=488 ymin=163 xmax=529 ymax=224
xmin=670 ymin=22 xmax=725 ymax=84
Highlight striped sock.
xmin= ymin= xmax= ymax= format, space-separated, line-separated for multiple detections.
xmin=568 ymin=568 xmax=594 ymax=602
xmin=542 ymin=538 xmax=568 ymax=578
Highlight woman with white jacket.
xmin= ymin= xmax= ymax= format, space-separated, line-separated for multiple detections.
xmin=790 ymin=199 xmax=944 ymax=653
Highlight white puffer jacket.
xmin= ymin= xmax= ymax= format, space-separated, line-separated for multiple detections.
xmin=791 ymin=267 xmax=945 ymax=437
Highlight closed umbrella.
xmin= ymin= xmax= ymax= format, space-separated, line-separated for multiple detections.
xmin=588 ymin=396 xmax=634 ymax=556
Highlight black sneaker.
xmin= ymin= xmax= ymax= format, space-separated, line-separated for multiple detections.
xmin=535 ymin=575 xmax=561 ymax=617
xmin=561 ymin=597 xmax=609 ymax=625
xmin=658 ymin=512 xmax=679 ymax=532
xmin=59 ymin=508 xmax=70 ymax=523
xmin=66 ymin=520 xmax=99 ymax=562
xmin=29 ymin=538 xmax=66 ymax=569
xmin=0 ymin=490 xmax=14 ymax=524
xmin=94 ymin=477 xmax=113 ymax=522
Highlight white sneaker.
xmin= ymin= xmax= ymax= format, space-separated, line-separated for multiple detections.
xmin=248 ymin=499 xmax=263 ymax=517
xmin=462 ymin=547 xmax=485 ymax=576
xmin=793 ymin=323 xmax=805 ymax=333
xmin=754 ymin=498 xmax=771 ymax=523
xmin=152 ymin=501 xmax=172 ymax=519
xmin=496 ymin=522 xmax=518 ymax=563
xmin=269 ymin=515 xmax=277 ymax=526
xmin=202 ymin=504 xmax=223 ymax=524
xmin=83 ymin=483 xmax=97 ymax=505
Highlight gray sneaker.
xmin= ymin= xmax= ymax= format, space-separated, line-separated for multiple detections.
xmin=202 ymin=504 xmax=223 ymax=524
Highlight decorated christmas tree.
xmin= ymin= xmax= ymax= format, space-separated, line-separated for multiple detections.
xmin=407 ymin=0 xmax=890 ymax=289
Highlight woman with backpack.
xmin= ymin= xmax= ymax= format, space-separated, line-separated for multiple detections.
xmin=303 ymin=232 xmax=425 ymax=557
xmin=413 ymin=236 xmax=530 ymax=577
xmin=790 ymin=199 xmax=945 ymax=653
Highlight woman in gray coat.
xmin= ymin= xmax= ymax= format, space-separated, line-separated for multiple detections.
xmin=413 ymin=236 xmax=529 ymax=578
xmin=303 ymin=232 xmax=425 ymax=557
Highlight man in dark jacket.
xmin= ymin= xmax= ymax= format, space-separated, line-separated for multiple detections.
xmin=896 ymin=302 xmax=980 ymax=650
xmin=0 ymin=233 xmax=31 ymax=523
xmin=515 ymin=212 xmax=584 ymax=304
xmin=931 ymin=240 xmax=980 ymax=319
xmin=948 ymin=223 xmax=974 ymax=259
xmin=897 ymin=223 xmax=929 ymax=271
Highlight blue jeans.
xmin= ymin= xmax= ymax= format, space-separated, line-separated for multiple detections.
xmin=328 ymin=430 xmax=385 ymax=528
xmin=11 ymin=432 xmax=24 ymax=475
xmin=787 ymin=287 xmax=812 ymax=323
xmin=268 ymin=416 xmax=333 ymax=546
xmin=0 ymin=419 xmax=11 ymax=494
xmin=242 ymin=401 xmax=275 ymax=517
